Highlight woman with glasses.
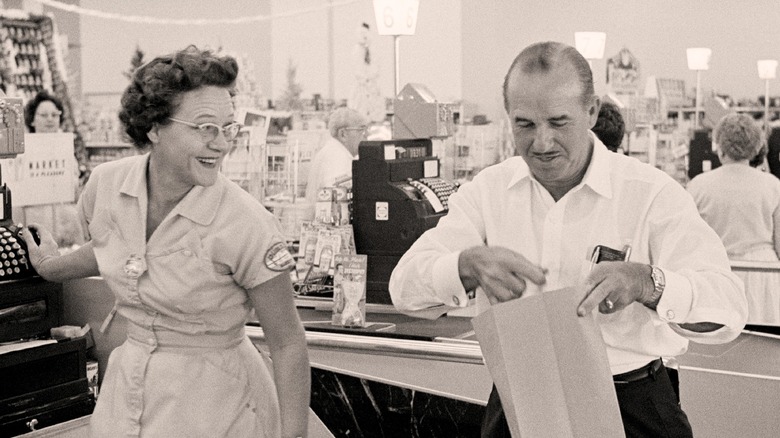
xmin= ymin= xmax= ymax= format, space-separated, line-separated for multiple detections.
xmin=22 ymin=91 xmax=84 ymax=250
xmin=24 ymin=90 xmax=64 ymax=133
xmin=20 ymin=46 xmax=310 ymax=438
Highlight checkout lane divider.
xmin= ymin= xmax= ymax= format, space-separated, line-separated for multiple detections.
xmin=248 ymin=324 xmax=780 ymax=381
xmin=678 ymin=365 xmax=780 ymax=382
xmin=245 ymin=325 xmax=485 ymax=365
xmin=294 ymin=297 xmax=405 ymax=314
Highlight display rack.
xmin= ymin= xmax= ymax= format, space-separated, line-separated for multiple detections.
xmin=80 ymin=92 xmax=138 ymax=173
xmin=0 ymin=11 xmax=87 ymax=183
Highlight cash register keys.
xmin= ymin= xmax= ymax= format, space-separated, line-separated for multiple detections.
xmin=0 ymin=225 xmax=30 ymax=278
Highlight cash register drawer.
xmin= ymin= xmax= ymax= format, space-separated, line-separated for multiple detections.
xmin=0 ymin=278 xmax=63 ymax=344
xmin=0 ymin=338 xmax=87 ymax=403
xmin=0 ymin=337 xmax=92 ymax=436
xmin=0 ymin=392 xmax=94 ymax=436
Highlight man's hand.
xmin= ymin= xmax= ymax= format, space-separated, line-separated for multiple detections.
xmin=458 ymin=246 xmax=546 ymax=305
xmin=577 ymin=262 xmax=654 ymax=316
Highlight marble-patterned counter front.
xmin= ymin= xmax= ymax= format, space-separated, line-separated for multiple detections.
xmin=248 ymin=303 xmax=780 ymax=438
xmin=311 ymin=368 xmax=484 ymax=437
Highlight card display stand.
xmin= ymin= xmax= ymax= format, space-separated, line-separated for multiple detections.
xmin=0 ymin=11 xmax=86 ymax=182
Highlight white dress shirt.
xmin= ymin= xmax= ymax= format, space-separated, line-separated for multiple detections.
xmin=389 ymin=135 xmax=747 ymax=374
xmin=305 ymin=136 xmax=354 ymax=204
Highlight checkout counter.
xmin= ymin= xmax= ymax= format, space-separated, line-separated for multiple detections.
xmin=54 ymin=268 xmax=780 ymax=438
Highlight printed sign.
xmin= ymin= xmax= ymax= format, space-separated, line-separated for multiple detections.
xmin=0 ymin=133 xmax=76 ymax=206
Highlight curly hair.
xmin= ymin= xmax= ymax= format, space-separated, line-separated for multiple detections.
xmin=714 ymin=113 xmax=763 ymax=161
xmin=118 ymin=45 xmax=239 ymax=148
xmin=24 ymin=90 xmax=64 ymax=132
xmin=592 ymin=101 xmax=625 ymax=152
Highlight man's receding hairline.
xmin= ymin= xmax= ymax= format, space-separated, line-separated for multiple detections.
xmin=507 ymin=59 xmax=587 ymax=98
xmin=513 ymin=47 xmax=576 ymax=78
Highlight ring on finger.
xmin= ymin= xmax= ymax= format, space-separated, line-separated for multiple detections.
xmin=604 ymin=298 xmax=615 ymax=310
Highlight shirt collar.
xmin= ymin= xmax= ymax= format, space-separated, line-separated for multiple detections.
xmin=119 ymin=153 xmax=225 ymax=226
xmin=581 ymin=132 xmax=613 ymax=199
xmin=119 ymin=154 xmax=150 ymax=198
xmin=505 ymin=131 xmax=613 ymax=199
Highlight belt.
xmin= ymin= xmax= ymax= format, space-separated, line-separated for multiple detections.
xmin=612 ymin=358 xmax=664 ymax=384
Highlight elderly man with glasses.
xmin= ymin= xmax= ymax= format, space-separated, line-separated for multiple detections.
xmin=304 ymin=107 xmax=369 ymax=210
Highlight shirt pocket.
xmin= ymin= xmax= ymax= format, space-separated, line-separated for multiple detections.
xmin=146 ymin=230 xmax=215 ymax=314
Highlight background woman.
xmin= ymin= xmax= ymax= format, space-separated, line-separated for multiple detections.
xmin=687 ymin=113 xmax=780 ymax=325
xmin=24 ymin=90 xmax=64 ymax=133
xmin=22 ymin=90 xmax=83 ymax=249
xmin=21 ymin=46 xmax=310 ymax=437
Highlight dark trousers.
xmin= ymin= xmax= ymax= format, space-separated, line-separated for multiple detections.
xmin=481 ymin=364 xmax=693 ymax=438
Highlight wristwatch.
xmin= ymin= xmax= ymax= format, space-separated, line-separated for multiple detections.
xmin=645 ymin=265 xmax=665 ymax=310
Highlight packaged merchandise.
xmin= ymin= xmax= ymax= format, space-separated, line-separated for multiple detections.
xmin=87 ymin=359 xmax=99 ymax=400
xmin=331 ymin=254 xmax=367 ymax=327
xmin=313 ymin=229 xmax=342 ymax=274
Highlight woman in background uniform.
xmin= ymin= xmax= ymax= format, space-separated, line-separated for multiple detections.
xmin=687 ymin=113 xmax=780 ymax=325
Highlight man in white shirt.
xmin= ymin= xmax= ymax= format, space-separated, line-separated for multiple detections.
xmin=304 ymin=107 xmax=368 ymax=206
xmin=389 ymin=41 xmax=747 ymax=438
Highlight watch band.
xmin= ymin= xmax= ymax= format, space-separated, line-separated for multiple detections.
xmin=645 ymin=265 xmax=665 ymax=310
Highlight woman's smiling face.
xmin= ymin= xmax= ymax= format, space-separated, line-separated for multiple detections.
xmin=152 ymin=86 xmax=235 ymax=188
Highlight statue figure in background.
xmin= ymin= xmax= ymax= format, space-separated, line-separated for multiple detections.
xmin=349 ymin=23 xmax=385 ymax=123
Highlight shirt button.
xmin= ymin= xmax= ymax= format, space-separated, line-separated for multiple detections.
xmin=147 ymin=338 xmax=155 ymax=345
xmin=666 ymin=310 xmax=675 ymax=320
xmin=452 ymin=296 xmax=460 ymax=306
xmin=183 ymin=250 xmax=193 ymax=257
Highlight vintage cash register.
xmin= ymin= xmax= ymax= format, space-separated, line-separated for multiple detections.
xmin=0 ymin=95 xmax=94 ymax=435
xmin=352 ymin=138 xmax=459 ymax=304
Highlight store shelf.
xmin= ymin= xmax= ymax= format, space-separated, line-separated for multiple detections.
xmin=0 ymin=16 xmax=49 ymax=101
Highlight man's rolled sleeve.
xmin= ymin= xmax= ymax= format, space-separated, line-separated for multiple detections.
xmin=431 ymin=251 xmax=470 ymax=308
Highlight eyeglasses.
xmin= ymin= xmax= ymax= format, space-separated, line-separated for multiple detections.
xmin=341 ymin=126 xmax=368 ymax=134
xmin=36 ymin=111 xmax=62 ymax=119
xmin=167 ymin=117 xmax=243 ymax=142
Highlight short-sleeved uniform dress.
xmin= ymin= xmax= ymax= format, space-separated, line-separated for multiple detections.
xmin=81 ymin=154 xmax=295 ymax=437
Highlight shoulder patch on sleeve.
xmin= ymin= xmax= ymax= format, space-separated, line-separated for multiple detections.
xmin=264 ymin=241 xmax=296 ymax=272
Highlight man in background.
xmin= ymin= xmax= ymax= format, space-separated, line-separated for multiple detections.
xmin=305 ymin=107 xmax=368 ymax=207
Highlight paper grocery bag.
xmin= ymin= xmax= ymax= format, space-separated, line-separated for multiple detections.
xmin=472 ymin=287 xmax=625 ymax=438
